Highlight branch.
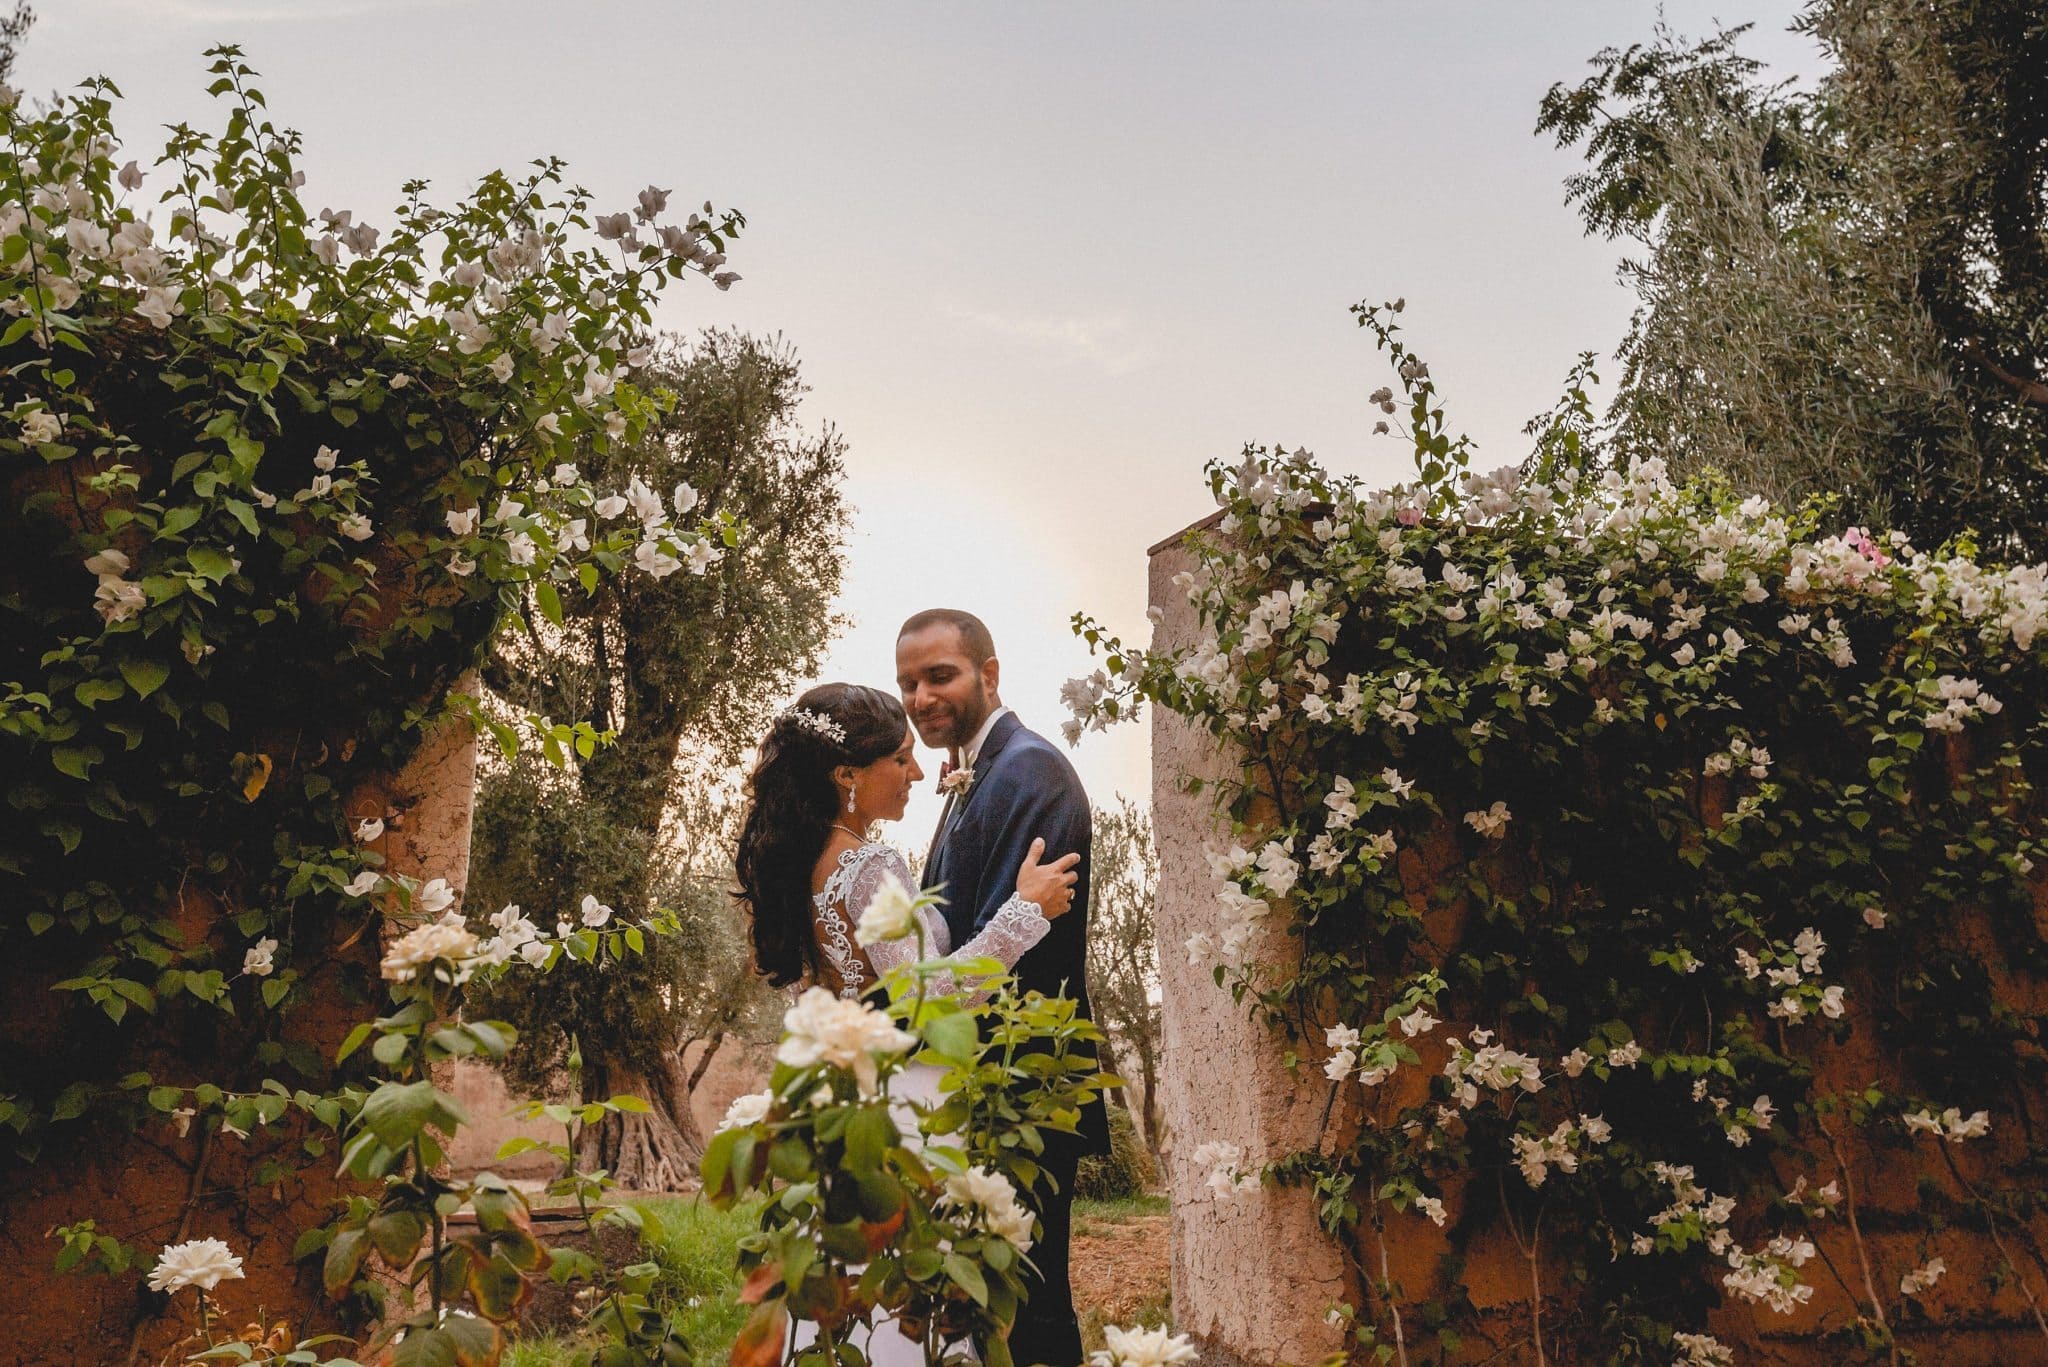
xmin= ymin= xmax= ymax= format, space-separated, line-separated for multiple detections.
xmin=1962 ymin=343 xmax=2048 ymax=408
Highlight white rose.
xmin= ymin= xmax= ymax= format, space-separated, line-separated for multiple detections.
xmin=147 ymin=1237 xmax=245 ymax=1294
xmin=775 ymin=987 xmax=916 ymax=1097
xmin=853 ymin=872 xmax=918 ymax=946
xmin=718 ymin=1090 xmax=774 ymax=1133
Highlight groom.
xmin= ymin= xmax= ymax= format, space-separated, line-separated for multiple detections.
xmin=896 ymin=608 xmax=1109 ymax=1367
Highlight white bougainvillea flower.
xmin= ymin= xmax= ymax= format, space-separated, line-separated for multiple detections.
xmin=445 ymin=506 xmax=480 ymax=536
xmin=1463 ymin=801 xmax=1511 ymax=838
xmin=242 ymin=936 xmax=277 ymax=977
xmin=634 ymin=540 xmax=681 ymax=579
xmin=93 ymin=576 xmax=147 ymax=622
xmin=354 ymin=817 xmax=384 ymax=843
xmin=854 ymin=872 xmax=918 ymax=945
xmin=416 ymin=878 xmax=457 ymax=916
xmin=342 ymin=870 xmax=381 ymax=898
xmin=578 ymin=893 xmax=612 ymax=928
xmin=593 ymin=493 xmax=629 ymax=519
xmin=313 ymin=445 xmax=339 ymax=472
xmin=338 ymin=513 xmax=373 ymax=541
xmin=685 ymin=538 xmax=722 ymax=575
xmin=22 ymin=408 xmax=63 ymax=444
xmin=147 ymin=1237 xmax=245 ymax=1294
xmin=83 ymin=548 xmax=129 ymax=577
xmin=1899 ymin=1257 xmax=1946 ymax=1296
xmin=672 ymin=481 xmax=699 ymax=516
xmin=1398 ymin=1007 xmax=1438 ymax=1038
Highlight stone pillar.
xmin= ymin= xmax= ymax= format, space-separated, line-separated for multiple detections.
xmin=1149 ymin=520 xmax=1352 ymax=1366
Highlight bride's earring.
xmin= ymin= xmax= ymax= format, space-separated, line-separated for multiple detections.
xmin=846 ymin=787 xmax=856 ymax=814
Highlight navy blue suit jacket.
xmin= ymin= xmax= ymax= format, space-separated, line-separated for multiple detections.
xmin=924 ymin=711 xmax=1110 ymax=1154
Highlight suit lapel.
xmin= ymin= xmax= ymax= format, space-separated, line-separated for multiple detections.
xmin=950 ymin=712 xmax=1021 ymax=828
xmin=922 ymin=791 xmax=957 ymax=883
xmin=925 ymin=711 xmax=1023 ymax=896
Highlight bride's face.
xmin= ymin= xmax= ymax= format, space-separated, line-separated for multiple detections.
xmin=853 ymin=726 xmax=924 ymax=823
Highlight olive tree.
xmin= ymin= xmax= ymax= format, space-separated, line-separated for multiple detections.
xmin=1539 ymin=1 xmax=2048 ymax=557
xmin=465 ymin=329 xmax=848 ymax=1188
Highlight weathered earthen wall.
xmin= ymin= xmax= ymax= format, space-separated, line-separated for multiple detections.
xmin=1146 ymin=518 xmax=2048 ymax=1364
xmin=1150 ymin=526 xmax=1353 ymax=1367
xmin=0 ymin=693 xmax=478 ymax=1365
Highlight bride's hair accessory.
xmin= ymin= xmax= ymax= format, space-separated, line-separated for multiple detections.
xmin=779 ymin=707 xmax=847 ymax=744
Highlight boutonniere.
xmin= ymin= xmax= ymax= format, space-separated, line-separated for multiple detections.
xmin=937 ymin=762 xmax=976 ymax=797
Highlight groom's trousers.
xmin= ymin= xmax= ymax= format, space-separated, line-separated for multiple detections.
xmin=1008 ymin=1141 xmax=1084 ymax=1367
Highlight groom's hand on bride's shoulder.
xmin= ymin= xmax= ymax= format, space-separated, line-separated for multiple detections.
xmin=1016 ymin=836 xmax=1080 ymax=918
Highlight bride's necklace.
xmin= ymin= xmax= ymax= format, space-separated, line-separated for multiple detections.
xmin=831 ymin=822 xmax=866 ymax=842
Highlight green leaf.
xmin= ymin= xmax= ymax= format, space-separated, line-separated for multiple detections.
xmin=943 ymin=1252 xmax=988 ymax=1305
xmin=535 ymin=580 xmax=562 ymax=627
xmin=187 ymin=546 xmax=235 ymax=582
xmin=337 ymin=1021 xmax=374 ymax=1062
xmin=923 ymin=1010 xmax=979 ymax=1064
xmin=50 ymin=746 xmax=99 ymax=780
xmin=73 ymin=679 xmax=125 ymax=709
xmin=119 ymin=659 xmax=171 ymax=699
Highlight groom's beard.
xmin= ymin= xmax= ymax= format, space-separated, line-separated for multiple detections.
xmin=917 ymin=684 xmax=990 ymax=751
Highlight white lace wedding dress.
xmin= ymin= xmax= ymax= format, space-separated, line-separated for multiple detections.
xmin=789 ymin=841 xmax=1052 ymax=1366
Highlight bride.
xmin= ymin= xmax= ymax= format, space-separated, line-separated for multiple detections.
xmin=732 ymin=682 xmax=1079 ymax=1364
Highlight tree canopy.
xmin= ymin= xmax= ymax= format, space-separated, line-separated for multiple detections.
xmin=1539 ymin=1 xmax=2048 ymax=557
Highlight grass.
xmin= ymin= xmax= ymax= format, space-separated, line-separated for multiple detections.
xmin=502 ymin=1194 xmax=765 ymax=1364
xmin=1074 ymin=1192 xmax=1169 ymax=1227
xmin=1081 ymin=1289 xmax=1173 ymax=1355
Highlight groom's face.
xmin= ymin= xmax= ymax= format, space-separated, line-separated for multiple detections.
xmin=896 ymin=624 xmax=996 ymax=750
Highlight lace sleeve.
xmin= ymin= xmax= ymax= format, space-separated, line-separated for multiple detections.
xmin=844 ymin=845 xmax=1052 ymax=1001
xmin=848 ymin=846 xmax=937 ymax=983
xmin=943 ymin=894 xmax=1053 ymax=1000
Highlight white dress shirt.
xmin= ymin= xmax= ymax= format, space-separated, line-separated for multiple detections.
xmin=959 ymin=705 xmax=1012 ymax=770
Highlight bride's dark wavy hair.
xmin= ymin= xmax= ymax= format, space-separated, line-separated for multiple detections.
xmin=733 ymin=683 xmax=909 ymax=987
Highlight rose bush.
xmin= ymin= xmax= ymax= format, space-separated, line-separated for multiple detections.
xmin=703 ymin=888 xmax=1115 ymax=1367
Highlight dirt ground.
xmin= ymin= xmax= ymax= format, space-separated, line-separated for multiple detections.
xmin=1071 ymin=1209 xmax=1173 ymax=1329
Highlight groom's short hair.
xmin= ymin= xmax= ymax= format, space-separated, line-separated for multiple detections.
xmin=899 ymin=608 xmax=996 ymax=668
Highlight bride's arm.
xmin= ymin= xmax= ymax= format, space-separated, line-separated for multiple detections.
xmin=851 ymin=848 xmax=1052 ymax=1000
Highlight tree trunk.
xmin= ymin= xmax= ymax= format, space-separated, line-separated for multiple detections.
xmin=576 ymin=1049 xmax=704 ymax=1192
xmin=1138 ymin=1040 xmax=1165 ymax=1155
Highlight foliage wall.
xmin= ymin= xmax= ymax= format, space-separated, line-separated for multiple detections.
xmin=1074 ymin=305 xmax=2048 ymax=1363
xmin=0 ymin=50 xmax=743 ymax=1354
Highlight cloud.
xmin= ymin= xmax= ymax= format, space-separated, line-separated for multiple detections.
xmin=943 ymin=302 xmax=1156 ymax=377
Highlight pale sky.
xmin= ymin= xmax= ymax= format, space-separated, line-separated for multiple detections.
xmin=24 ymin=1 xmax=1824 ymax=844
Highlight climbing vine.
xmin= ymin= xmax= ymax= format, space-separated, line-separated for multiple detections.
xmin=1070 ymin=301 xmax=2048 ymax=1362
xmin=0 ymin=47 xmax=749 ymax=1359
